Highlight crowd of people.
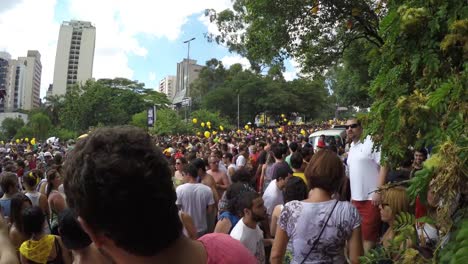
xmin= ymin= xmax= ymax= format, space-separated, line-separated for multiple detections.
xmin=0 ymin=118 xmax=435 ymax=264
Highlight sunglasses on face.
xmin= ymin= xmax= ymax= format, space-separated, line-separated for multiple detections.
xmin=345 ymin=124 xmax=360 ymax=130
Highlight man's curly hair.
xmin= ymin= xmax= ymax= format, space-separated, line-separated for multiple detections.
xmin=64 ymin=126 xmax=182 ymax=256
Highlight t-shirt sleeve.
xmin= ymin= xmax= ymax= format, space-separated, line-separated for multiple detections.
xmin=278 ymin=201 xmax=300 ymax=236
xmin=236 ymin=155 xmax=246 ymax=167
xmin=206 ymin=188 xmax=215 ymax=205
xmin=349 ymin=203 xmax=361 ymax=229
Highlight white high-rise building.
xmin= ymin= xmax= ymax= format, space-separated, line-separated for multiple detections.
xmin=159 ymin=75 xmax=176 ymax=100
xmin=172 ymin=59 xmax=203 ymax=105
xmin=52 ymin=20 xmax=96 ymax=96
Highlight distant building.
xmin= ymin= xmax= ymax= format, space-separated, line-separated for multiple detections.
xmin=0 ymin=51 xmax=42 ymax=112
xmin=159 ymin=75 xmax=176 ymax=100
xmin=52 ymin=20 xmax=96 ymax=96
xmin=172 ymin=59 xmax=203 ymax=106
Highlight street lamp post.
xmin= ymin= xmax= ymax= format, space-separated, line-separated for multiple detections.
xmin=183 ymin=37 xmax=195 ymax=122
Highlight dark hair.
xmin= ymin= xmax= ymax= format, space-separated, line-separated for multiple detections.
xmin=236 ymin=191 xmax=260 ymax=216
xmin=191 ymin=158 xmax=206 ymax=172
xmin=46 ymin=169 xmax=59 ymax=198
xmin=23 ymin=170 xmax=41 ymax=188
xmin=283 ymin=177 xmax=308 ymax=203
xmin=402 ymin=149 xmax=414 ymax=168
xmin=63 ymin=126 xmax=182 ymax=256
xmin=10 ymin=193 xmax=32 ymax=233
xmin=16 ymin=160 xmax=25 ymax=168
xmin=54 ymin=153 xmax=63 ymax=165
xmin=271 ymin=143 xmax=287 ymax=159
xmin=224 ymin=152 xmax=233 ymax=162
xmin=0 ymin=172 xmax=17 ymax=193
xmin=288 ymin=142 xmax=299 ymax=153
xmin=415 ymin=148 xmax=428 ymax=159
xmin=176 ymin=157 xmax=187 ymax=165
xmin=231 ymin=168 xmax=252 ymax=183
xmin=256 ymin=150 xmax=267 ymax=165
xmin=225 ymin=182 xmax=251 ymax=215
xmin=183 ymin=164 xmax=198 ymax=179
xmin=305 ymin=149 xmax=345 ymax=193
xmin=290 ymin=152 xmax=303 ymax=170
xmin=22 ymin=206 xmax=45 ymax=237
xmin=58 ymin=209 xmax=92 ymax=250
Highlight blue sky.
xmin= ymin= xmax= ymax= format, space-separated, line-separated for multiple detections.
xmin=0 ymin=0 xmax=299 ymax=97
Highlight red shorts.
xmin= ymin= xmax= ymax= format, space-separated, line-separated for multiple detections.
xmin=352 ymin=200 xmax=381 ymax=242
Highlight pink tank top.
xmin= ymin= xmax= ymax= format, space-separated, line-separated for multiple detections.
xmin=198 ymin=233 xmax=257 ymax=264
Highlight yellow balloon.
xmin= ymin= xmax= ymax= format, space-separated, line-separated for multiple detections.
xmin=287 ymin=121 xmax=292 ymax=126
xmin=281 ymin=114 xmax=285 ymax=118
xmin=244 ymin=125 xmax=249 ymax=130
xmin=31 ymin=138 xmax=36 ymax=145
xmin=301 ymin=129 xmax=306 ymax=135
xmin=196 ymin=132 xmax=201 ymax=136
xmin=15 ymin=139 xmax=20 ymax=144
xmin=219 ymin=126 xmax=224 ymax=131
xmin=25 ymin=138 xmax=29 ymax=142
xmin=204 ymin=131 xmax=211 ymax=138
xmin=201 ymin=122 xmax=205 ymax=127
xmin=192 ymin=118 xmax=198 ymax=124
xmin=237 ymin=129 xmax=241 ymax=134
xmin=278 ymin=127 xmax=283 ymax=133
xmin=206 ymin=121 xmax=211 ymax=127
xmin=212 ymin=131 xmax=217 ymax=135
xmin=283 ymin=118 xmax=287 ymax=122
xmin=0 ymin=141 xmax=3 ymax=145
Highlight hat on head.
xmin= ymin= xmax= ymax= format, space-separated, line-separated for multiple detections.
xmin=44 ymin=152 xmax=53 ymax=158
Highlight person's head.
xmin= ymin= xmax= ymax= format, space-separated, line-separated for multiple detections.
xmin=182 ymin=163 xmax=198 ymax=181
xmin=208 ymin=157 xmax=219 ymax=171
xmin=288 ymin=142 xmax=298 ymax=153
xmin=10 ymin=193 xmax=32 ymax=232
xmin=64 ymin=126 xmax=182 ymax=257
xmin=175 ymin=157 xmax=187 ymax=172
xmin=54 ymin=152 xmax=63 ymax=165
xmin=16 ymin=160 xmax=25 ymax=169
xmin=231 ymin=168 xmax=252 ymax=184
xmin=345 ymin=118 xmax=362 ymax=142
xmin=225 ymin=182 xmax=252 ymax=216
xmin=414 ymin=148 xmax=427 ymax=166
xmin=273 ymin=163 xmax=292 ymax=190
xmin=58 ymin=208 xmax=92 ymax=250
xmin=191 ymin=158 xmax=207 ymax=175
xmin=379 ymin=187 xmax=410 ymax=225
xmin=23 ymin=170 xmax=42 ymax=190
xmin=236 ymin=191 xmax=266 ymax=223
xmin=0 ymin=172 xmax=19 ymax=195
xmin=46 ymin=169 xmax=62 ymax=196
xmin=22 ymin=206 xmax=45 ymax=237
xmin=305 ymin=149 xmax=344 ymax=194
xmin=290 ymin=152 xmax=303 ymax=170
xmin=283 ymin=177 xmax=308 ymax=203
xmin=271 ymin=143 xmax=286 ymax=160
xmin=300 ymin=145 xmax=313 ymax=162
xmin=222 ymin=152 xmax=233 ymax=164
xmin=43 ymin=152 xmax=54 ymax=165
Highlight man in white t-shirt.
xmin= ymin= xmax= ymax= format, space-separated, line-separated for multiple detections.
xmin=176 ymin=164 xmax=215 ymax=237
xmin=235 ymin=144 xmax=248 ymax=169
xmin=262 ymin=162 xmax=292 ymax=222
xmin=230 ymin=191 xmax=272 ymax=264
xmin=346 ymin=117 xmax=388 ymax=252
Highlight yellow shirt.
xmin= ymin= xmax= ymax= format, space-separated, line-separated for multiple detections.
xmin=293 ymin=172 xmax=308 ymax=186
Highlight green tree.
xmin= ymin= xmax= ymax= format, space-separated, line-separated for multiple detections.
xmin=130 ymin=111 xmax=148 ymax=129
xmin=29 ymin=112 xmax=52 ymax=140
xmin=151 ymin=109 xmax=190 ymax=135
xmin=190 ymin=109 xmax=231 ymax=133
xmin=1 ymin=117 xmax=25 ymax=140
xmin=206 ymin=0 xmax=386 ymax=74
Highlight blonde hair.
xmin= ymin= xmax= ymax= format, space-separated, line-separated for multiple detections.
xmin=381 ymin=186 xmax=410 ymax=217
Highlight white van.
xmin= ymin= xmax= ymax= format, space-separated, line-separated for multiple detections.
xmin=308 ymin=128 xmax=346 ymax=151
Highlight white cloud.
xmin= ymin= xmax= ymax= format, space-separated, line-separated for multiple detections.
xmin=283 ymin=58 xmax=301 ymax=81
xmin=0 ymin=0 xmax=233 ymax=98
xmin=221 ymin=55 xmax=251 ymax=69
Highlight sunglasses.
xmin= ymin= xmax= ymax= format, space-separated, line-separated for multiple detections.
xmin=345 ymin=124 xmax=359 ymax=130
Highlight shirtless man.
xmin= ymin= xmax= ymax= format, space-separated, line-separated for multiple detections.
xmin=207 ymin=157 xmax=230 ymax=199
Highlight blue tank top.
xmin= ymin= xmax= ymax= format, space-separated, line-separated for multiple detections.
xmin=0 ymin=199 xmax=12 ymax=218
xmin=218 ymin=211 xmax=240 ymax=233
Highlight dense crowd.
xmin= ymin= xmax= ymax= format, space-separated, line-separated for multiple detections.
xmin=0 ymin=118 xmax=435 ymax=264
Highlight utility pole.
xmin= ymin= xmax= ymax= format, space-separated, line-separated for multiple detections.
xmin=183 ymin=37 xmax=195 ymax=122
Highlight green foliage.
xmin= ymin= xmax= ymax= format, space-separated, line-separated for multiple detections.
xmin=130 ymin=111 xmax=148 ymax=129
xmin=14 ymin=126 xmax=34 ymax=139
xmin=1 ymin=117 xmax=25 ymax=140
xmin=439 ymin=209 xmax=468 ymax=263
xmin=48 ymin=128 xmax=78 ymax=141
xmin=207 ymin=0 xmax=386 ymax=74
xmin=191 ymin=109 xmax=231 ymax=133
xmin=151 ymin=109 xmax=190 ymax=136
xmin=29 ymin=112 xmax=52 ymax=140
